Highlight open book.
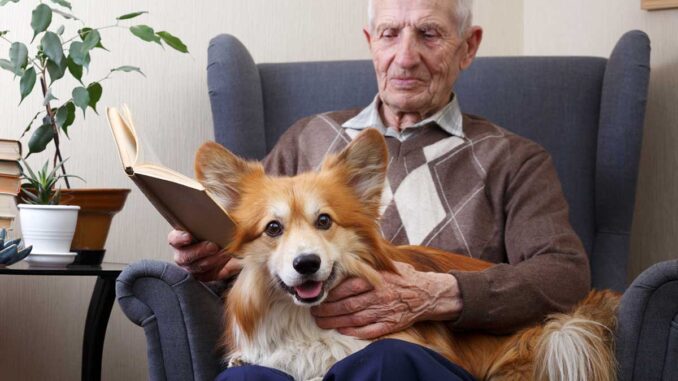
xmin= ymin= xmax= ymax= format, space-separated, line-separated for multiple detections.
xmin=106 ymin=106 xmax=235 ymax=248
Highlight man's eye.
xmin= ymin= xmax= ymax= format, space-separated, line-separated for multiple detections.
xmin=382 ymin=29 xmax=398 ymax=38
xmin=264 ymin=221 xmax=283 ymax=237
xmin=422 ymin=30 xmax=438 ymax=39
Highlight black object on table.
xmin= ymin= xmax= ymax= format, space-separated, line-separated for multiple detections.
xmin=0 ymin=261 xmax=127 ymax=381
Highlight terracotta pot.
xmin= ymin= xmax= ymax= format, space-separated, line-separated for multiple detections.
xmin=59 ymin=188 xmax=130 ymax=265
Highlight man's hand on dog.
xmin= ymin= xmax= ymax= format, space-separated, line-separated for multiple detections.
xmin=311 ymin=262 xmax=463 ymax=339
xmin=169 ymin=229 xmax=242 ymax=282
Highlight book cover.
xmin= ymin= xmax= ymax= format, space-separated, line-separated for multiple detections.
xmin=0 ymin=160 xmax=21 ymax=177
xmin=0 ymin=139 xmax=21 ymax=162
xmin=0 ymin=193 xmax=17 ymax=215
xmin=0 ymin=174 xmax=21 ymax=195
xmin=106 ymin=106 xmax=235 ymax=248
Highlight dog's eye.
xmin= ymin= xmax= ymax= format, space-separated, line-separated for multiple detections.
xmin=315 ymin=214 xmax=332 ymax=230
xmin=264 ymin=221 xmax=283 ymax=237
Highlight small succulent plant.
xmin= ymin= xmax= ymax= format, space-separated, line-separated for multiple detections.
xmin=20 ymin=158 xmax=82 ymax=205
xmin=0 ymin=228 xmax=32 ymax=266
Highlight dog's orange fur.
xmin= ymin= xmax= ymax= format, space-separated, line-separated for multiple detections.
xmin=195 ymin=129 xmax=620 ymax=381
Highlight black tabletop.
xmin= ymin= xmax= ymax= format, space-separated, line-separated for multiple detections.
xmin=0 ymin=261 xmax=127 ymax=276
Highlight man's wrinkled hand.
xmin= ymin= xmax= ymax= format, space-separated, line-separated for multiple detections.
xmin=310 ymin=262 xmax=463 ymax=339
xmin=168 ymin=229 xmax=242 ymax=282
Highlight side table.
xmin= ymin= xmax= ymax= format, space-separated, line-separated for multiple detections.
xmin=0 ymin=261 xmax=127 ymax=381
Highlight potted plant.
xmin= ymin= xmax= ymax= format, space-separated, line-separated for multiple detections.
xmin=0 ymin=1 xmax=188 ymax=264
xmin=18 ymin=158 xmax=81 ymax=266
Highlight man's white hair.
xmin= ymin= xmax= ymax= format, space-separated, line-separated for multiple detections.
xmin=367 ymin=0 xmax=473 ymax=36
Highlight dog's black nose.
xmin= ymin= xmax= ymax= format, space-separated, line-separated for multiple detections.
xmin=293 ymin=254 xmax=321 ymax=275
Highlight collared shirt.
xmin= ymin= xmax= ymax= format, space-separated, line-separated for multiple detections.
xmin=341 ymin=94 xmax=465 ymax=141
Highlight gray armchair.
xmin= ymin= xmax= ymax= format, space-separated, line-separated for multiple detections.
xmin=116 ymin=31 xmax=677 ymax=380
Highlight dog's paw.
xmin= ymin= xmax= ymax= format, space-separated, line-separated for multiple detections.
xmin=227 ymin=354 xmax=247 ymax=368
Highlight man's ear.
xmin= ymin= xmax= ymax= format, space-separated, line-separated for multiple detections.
xmin=363 ymin=27 xmax=372 ymax=48
xmin=195 ymin=141 xmax=264 ymax=211
xmin=322 ymin=129 xmax=388 ymax=212
xmin=460 ymin=26 xmax=483 ymax=70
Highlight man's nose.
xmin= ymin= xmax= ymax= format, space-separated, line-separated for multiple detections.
xmin=394 ymin=30 xmax=420 ymax=69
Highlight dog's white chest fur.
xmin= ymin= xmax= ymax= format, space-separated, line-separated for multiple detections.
xmin=231 ymin=299 xmax=369 ymax=380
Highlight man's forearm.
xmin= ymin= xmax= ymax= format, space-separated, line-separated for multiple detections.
xmin=418 ymin=272 xmax=464 ymax=322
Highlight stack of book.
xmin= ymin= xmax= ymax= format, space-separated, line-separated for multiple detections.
xmin=0 ymin=139 xmax=22 ymax=231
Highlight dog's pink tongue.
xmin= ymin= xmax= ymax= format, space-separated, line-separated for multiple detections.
xmin=294 ymin=281 xmax=323 ymax=299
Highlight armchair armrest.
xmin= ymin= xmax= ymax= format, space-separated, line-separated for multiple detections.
xmin=116 ymin=260 xmax=227 ymax=381
xmin=616 ymin=259 xmax=678 ymax=381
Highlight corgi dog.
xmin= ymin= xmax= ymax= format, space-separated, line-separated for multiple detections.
xmin=195 ymin=129 xmax=619 ymax=381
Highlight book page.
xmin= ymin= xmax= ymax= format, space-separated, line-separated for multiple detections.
xmin=135 ymin=164 xmax=203 ymax=189
xmin=107 ymin=106 xmax=163 ymax=169
xmin=106 ymin=107 xmax=138 ymax=168
xmin=134 ymin=172 xmax=234 ymax=247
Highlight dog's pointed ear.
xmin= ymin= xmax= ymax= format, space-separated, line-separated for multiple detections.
xmin=322 ymin=129 xmax=388 ymax=210
xmin=195 ymin=141 xmax=264 ymax=211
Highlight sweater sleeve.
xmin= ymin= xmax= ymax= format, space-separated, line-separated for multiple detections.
xmin=449 ymin=149 xmax=591 ymax=333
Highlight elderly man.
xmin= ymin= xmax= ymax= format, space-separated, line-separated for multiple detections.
xmin=171 ymin=0 xmax=590 ymax=379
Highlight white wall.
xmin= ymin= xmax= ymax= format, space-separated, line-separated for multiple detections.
xmin=0 ymin=1 xmax=523 ymax=379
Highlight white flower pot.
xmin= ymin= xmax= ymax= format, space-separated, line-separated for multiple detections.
xmin=18 ymin=204 xmax=80 ymax=265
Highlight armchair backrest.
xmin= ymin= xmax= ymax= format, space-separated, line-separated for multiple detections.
xmin=207 ymin=31 xmax=650 ymax=291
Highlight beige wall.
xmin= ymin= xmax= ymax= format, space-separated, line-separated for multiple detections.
xmin=0 ymin=1 xmax=523 ymax=379
xmin=522 ymin=0 xmax=678 ymax=281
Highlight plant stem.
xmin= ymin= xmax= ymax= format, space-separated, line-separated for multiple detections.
xmin=61 ymin=23 xmax=120 ymax=45
xmin=39 ymin=75 xmax=71 ymax=189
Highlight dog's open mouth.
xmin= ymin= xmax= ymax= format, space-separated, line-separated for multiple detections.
xmin=277 ymin=266 xmax=336 ymax=304
xmin=294 ymin=281 xmax=324 ymax=301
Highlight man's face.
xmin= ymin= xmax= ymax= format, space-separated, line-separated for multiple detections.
xmin=365 ymin=0 xmax=481 ymax=118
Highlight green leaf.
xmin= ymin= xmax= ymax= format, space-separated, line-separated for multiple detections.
xmin=27 ymin=124 xmax=55 ymax=156
xmin=51 ymin=8 xmax=78 ymax=20
xmin=20 ymin=111 xmax=41 ymax=139
xmin=68 ymin=41 xmax=90 ymax=69
xmin=72 ymin=86 xmax=90 ymax=116
xmin=56 ymin=25 xmax=65 ymax=35
xmin=43 ymin=88 xmax=58 ymax=106
xmin=19 ymin=67 xmax=36 ymax=104
xmin=117 ymin=11 xmax=148 ymax=20
xmin=30 ymin=4 xmax=52 ymax=42
xmin=66 ymin=56 xmax=82 ymax=82
xmin=0 ymin=58 xmax=15 ymax=73
xmin=130 ymin=25 xmax=161 ymax=45
xmin=81 ymin=28 xmax=100 ymax=52
xmin=9 ymin=42 xmax=28 ymax=74
xmin=0 ymin=30 xmax=7 ymax=37
xmin=0 ymin=0 xmax=20 ymax=7
xmin=86 ymin=82 xmax=102 ymax=113
xmin=41 ymin=31 xmax=64 ymax=65
xmin=156 ymin=31 xmax=188 ymax=53
xmin=111 ymin=65 xmax=145 ymax=77
xmin=49 ymin=0 xmax=72 ymax=10
xmin=55 ymin=102 xmax=75 ymax=137
xmin=78 ymin=28 xmax=106 ymax=50
xmin=46 ymin=57 xmax=67 ymax=83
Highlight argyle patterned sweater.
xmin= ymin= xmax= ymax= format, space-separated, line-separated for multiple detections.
xmin=263 ymin=109 xmax=590 ymax=333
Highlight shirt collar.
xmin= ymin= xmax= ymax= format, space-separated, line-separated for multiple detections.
xmin=342 ymin=94 xmax=465 ymax=139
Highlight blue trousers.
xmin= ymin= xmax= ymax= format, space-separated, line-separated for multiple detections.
xmin=215 ymin=339 xmax=476 ymax=381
